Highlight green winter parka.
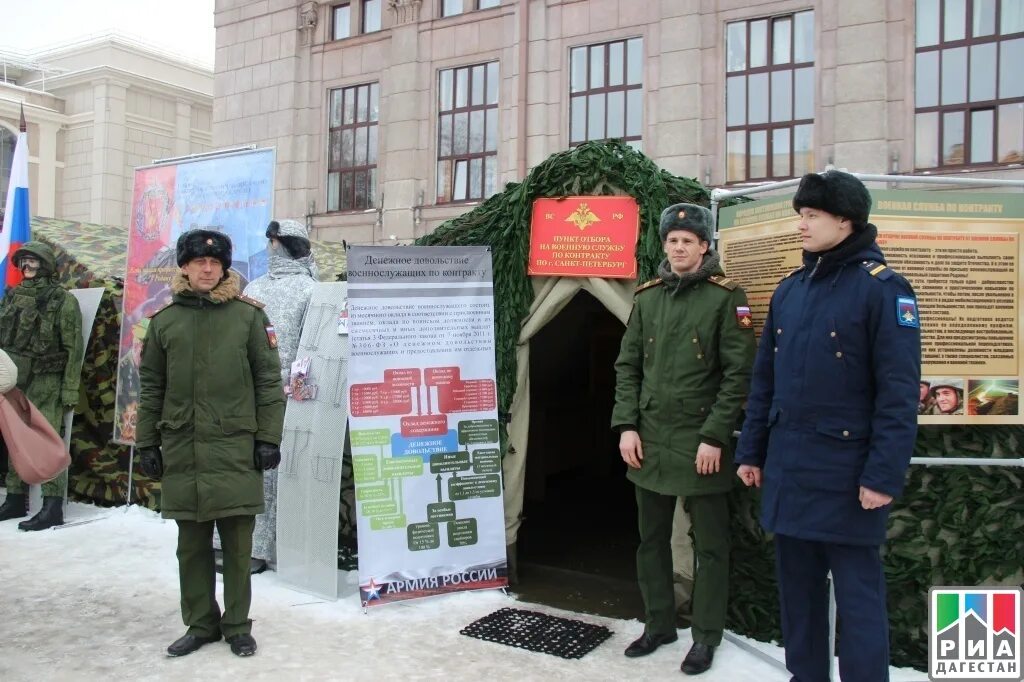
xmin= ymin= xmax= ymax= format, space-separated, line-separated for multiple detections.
xmin=611 ymin=257 xmax=756 ymax=496
xmin=136 ymin=271 xmax=285 ymax=521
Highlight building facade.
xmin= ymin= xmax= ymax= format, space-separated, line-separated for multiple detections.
xmin=212 ymin=0 xmax=1023 ymax=245
xmin=0 ymin=35 xmax=214 ymax=227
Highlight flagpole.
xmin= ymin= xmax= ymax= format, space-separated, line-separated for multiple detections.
xmin=1 ymin=101 xmax=31 ymax=298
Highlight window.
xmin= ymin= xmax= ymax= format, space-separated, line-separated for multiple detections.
xmin=332 ymin=4 xmax=351 ymax=40
xmin=437 ymin=62 xmax=499 ymax=202
xmin=915 ymin=0 xmax=1024 ymax=168
xmin=568 ymin=37 xmax=643 ymax=150
xmin=327 ymin=83 xmax=379 ymax=212
xmin=362 ymin=0 xmax=381 ymax=33
xmin=442 ymin=0 xmax=500 ymax=17
xmin=725 ymin=11 xmax=815 ymax=182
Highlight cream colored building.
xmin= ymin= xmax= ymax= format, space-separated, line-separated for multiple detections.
xmin=212 ymin=0 xmax=1023 ymax=245
xmin=0 ymin=35 xmax=213 ymax=227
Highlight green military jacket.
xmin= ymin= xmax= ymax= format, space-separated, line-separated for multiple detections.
xmin=0 ymin=241 xmax=83 ymax=432
xmin=611 ymin=263 xmax=756 ymax=496
xmin=136 ymin=271 xmax=285 ymax=522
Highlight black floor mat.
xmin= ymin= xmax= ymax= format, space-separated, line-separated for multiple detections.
xmin=460 ymin=607 xmax=613 ymax=659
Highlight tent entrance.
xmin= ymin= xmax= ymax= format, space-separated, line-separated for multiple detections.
xmin=514 ymin=290 xmax=641 ymax=619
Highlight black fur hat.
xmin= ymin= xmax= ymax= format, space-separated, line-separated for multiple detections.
xmin=659 ymin=203 xmax=713 ymax=243
xmin=266 ymin=219 xmax=311 ymax=259
xmin=792 ymin=170 xmax=872 ymax=229
xmin=176 ymin=229 xmax=232 ymax=270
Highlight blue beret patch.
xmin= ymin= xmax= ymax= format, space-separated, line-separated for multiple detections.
xmin=897 ymin=296 xmax=919 ymax=328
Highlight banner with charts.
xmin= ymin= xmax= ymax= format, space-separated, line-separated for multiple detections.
xmin=113 ymin=148 xmax=275 ymax=444
xmin=347 ymin=246 xmax=507 ymax=606
xmin=718 ymin=189 xmax=1024 ymax=424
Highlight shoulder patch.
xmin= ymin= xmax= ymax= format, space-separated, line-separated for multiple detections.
xmin=896 ymin=296 xmax=920 ymax=328
xmin=147 ymin=302 xmax=175 ymax=319
xmin=781 ymin=265 xmax=805 ymax=281
xmin=237 ymin=294 xmax=266 ymax=309
xmin=635 ymin=278 xmax=664 ymax=295
xmin=707 ymin=274 xmax=737 ymax=291
xmin=859 ymin=260 xmax=894 ymax=280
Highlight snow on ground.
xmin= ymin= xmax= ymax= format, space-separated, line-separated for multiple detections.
xmin=0 ymin=499 xmax=928 ymax=681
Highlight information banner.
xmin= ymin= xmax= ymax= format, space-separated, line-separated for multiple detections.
xmin=347 ymin=246 xmax=507 ymax=606
xmin=113 ymin=148 xmax=276 ymax=444
xmin=528 ymin=196 xmax=639 ymax=278
xmin=718 ymin=189 xmax=1024 ymax=424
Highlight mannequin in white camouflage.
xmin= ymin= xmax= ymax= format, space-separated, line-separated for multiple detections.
xmin=215 ymin=219 xmax=317 ymax=573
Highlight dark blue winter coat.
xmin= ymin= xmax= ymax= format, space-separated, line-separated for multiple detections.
xmin=734 ymin=225 xmax=921 ymax=546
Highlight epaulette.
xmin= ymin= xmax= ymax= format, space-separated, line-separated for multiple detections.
xmin=859 ymin=260 xmax=894 ymax=280
xmin=707 ymin=274 xmax=737 ymax=291
xmin=236 ymin=294 xmax=266 ymax=309
xmin=635 ymin=278 xmax=664 ymax=295
xmin=147 ymin=302 xmax=175 ymax=319
xmin=780 ymin=265 xmax=805 ymax=281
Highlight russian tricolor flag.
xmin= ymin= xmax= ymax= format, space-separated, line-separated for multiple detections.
xmin=0 ymin=104 xmax=30 ymax=298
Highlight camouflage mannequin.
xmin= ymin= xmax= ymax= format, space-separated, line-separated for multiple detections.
xmin=0 ymin=241 xmax=83 ymax=530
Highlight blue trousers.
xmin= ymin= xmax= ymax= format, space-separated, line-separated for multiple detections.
xmin=774 ymin=534 xmax=890 ymax=682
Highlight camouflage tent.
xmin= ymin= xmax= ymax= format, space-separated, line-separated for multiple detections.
xmin=27 ymin=216 xmax=347 ymax=509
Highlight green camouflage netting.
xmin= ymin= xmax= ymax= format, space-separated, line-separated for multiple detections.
xmin=28 ymin=217 xmax=347 ymax=509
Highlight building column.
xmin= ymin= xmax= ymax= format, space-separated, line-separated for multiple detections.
xmin=90 ymin=80 xmax=128 ymax=225
xmin=35 ymin=121 xmax=59 ymax=218
xmin=380 ymin=0 xmax=424 ymax=243
xmin=826 ymin=2 xmax=889 ymax=173
xmin=175 ymin=99 xmax=192 ymax=156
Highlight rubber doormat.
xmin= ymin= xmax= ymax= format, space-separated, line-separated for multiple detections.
xmin=460 ymin=607 xmax=613 ymax=659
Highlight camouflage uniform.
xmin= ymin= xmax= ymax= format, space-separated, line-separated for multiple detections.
xmin=0 ymin=241 xmax=83 ymax=496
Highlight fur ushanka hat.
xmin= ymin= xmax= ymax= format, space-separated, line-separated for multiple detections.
xmin=176 ymin=229 xmax=233 ymax=271
xmin=792 ymin=170 xmax=872 ymax=229
xmin=659 ymin=203 xmax=714 ymax=243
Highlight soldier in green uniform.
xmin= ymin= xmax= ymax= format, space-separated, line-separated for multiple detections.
xmin=612 ymin=204 xmax=755 ymax=675
xmin=0 ymin=241 xmax=83 ymax=531
xmin=136 ymin=230 xmax=285 ymax=658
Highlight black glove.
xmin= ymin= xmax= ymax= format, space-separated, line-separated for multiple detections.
xmin=138 ymin=446 xmax=163 ymax=480
xmin=254 ymin=441 xmax=281 ymax=471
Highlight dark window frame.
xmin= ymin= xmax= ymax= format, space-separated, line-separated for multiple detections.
xmin=436 ymin=61 xmax=500 ymax=204
xmin=441 ymin=0 xmax=501 ymax=18
xmin=327 ymin=82 xmax=380 ymax=213
xmin=361 ymin=0 xmax=382 ymax=33
xmin=331 ymin=3 xmax=351 ymax=41
xmin=915 ymin=0 xmax=1024 ymax=169
xmin=725 ymin=11 xmax=815 ymax=183
xmin=567 ymin=37 xmax=644 ymax=149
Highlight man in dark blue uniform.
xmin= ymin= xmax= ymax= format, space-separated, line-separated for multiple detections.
xmin=734 ymin=170 xmax=920 ymax=682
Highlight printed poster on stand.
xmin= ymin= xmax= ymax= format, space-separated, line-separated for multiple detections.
xmin=113 ymin=147 xmax=276 ymax=444
xmin=718 ymin=189 xmax=1024 ymax=425
xmin=347 ymin=246 xmax=507 ymax=606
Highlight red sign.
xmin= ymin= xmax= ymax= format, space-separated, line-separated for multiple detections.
xmin=528 ymin=196 xmax=640 ymax=279
xmin=437 ymin=379 xmax=497 ymax=413
xmin=400 ymin=415 xmax=448 ymax=437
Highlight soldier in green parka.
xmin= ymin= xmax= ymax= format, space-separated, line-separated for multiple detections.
xmin=136 ymin=229 xmax=284 ymax=658
xmin=612 ymin=204 xmax=755 ymax=676
xmin=0 ymin=241 xmax=83 ymax=531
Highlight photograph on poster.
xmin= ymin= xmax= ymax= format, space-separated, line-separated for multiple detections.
xmin=966 ymin=378 xmax=1019 ymax=416
xmin=920 ymin=378 xmax=965 ymax=416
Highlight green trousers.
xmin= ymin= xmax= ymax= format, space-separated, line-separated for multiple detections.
xmin=5 ymin=465 xmax=67 ymax=497
xmin=176 ymin=515 xmax=255 ymax=638
xmin=635 ymin=486 xmax=730 ymax=646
